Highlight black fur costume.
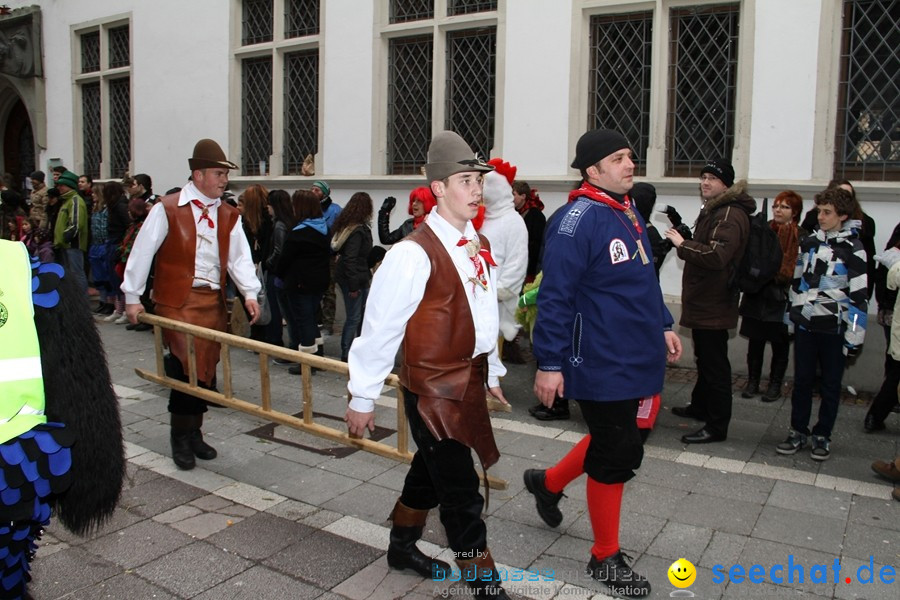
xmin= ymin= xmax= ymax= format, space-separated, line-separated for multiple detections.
xmin=0 ymin=246 xmax=124 ymax=599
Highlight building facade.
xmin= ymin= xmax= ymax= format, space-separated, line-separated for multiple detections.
xmin=0 ymin=0 xmax=897 ymax=299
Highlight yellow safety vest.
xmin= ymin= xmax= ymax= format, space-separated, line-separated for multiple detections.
xmin=0 ymin=240 xmax=46 ymax=443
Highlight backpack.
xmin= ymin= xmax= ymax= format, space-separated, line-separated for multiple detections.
xmin=735 ymin=198 xmax=783 ymax=293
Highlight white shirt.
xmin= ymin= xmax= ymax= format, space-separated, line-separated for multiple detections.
xmin=122 ymin=181 xmax=260 ymax=304
xmin=347 ymin=209 xmax=505 ymax=413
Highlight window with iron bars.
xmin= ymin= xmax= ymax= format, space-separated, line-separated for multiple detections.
xmin=666 ymin=4 xmax=739 ymax=177
xmin=385 ymin=2 xmax=497 ymax=174
xmin=589 ymin=12 xmax=652 ymax=176
xmin=238 ymin=0 xmax=319 ymax=176
xmin=834 ymin=0 xmax=900 ymax=181
xmin=76 ymin=23 xmax=131 ymax=179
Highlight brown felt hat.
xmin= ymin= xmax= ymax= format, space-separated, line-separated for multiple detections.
xmin=188 ymin=139 xmax=238 ymax=171
xmin=424 ymin=131 xmax=493 ymax=182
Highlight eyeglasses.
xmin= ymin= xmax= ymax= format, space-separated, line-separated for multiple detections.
xmin=699 ymin=175 xmax=719 ymax=183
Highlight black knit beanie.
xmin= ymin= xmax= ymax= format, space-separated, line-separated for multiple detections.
xmin=571 ymin=129 xmax=631 ymax=170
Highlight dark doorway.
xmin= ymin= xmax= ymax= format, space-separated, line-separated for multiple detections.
xmin=3 ymin=99 xmax=34 ymax=192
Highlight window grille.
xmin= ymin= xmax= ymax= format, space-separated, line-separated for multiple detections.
xmin=387 ymin=36 xmax=433 ymax=174
xmin=589 ymin=12 xmax=652 ymax=175
xmin=285 ymin=0 xmax=318 ymax=38
xmin=666 ymin=4 xmax=739 ymax=177
xmin=109 ymin=78 xmax=131 ymax=179
xmin=446 ymin=27 xmax=496 ymax=160
xmin=82 ymin=83 xmax=101 ymax=179
xmin=834 ymin=0 xmax=900 ymax=181
xmin=243 ymin=0 xmax=274 ymax=45
xmin=242 ymin=57 xmax=273 ymax=175
xmin=109 ymin=25 xmax=130 ymax=68
xmin=447 ymin=0 xmax=497 ymax=17
xmin=283 ymin=50 xmax=319 ymax=174
xmin=390 ymin=0 xmax=434 ymax=23
xmin=81 ymin=31 xmax=100 ymax=73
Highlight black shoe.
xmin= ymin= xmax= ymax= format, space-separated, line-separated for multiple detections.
xmin=189 ymin=429 xmax=217 ymax=460
xmin=671 ymin=405 xmax=704 ymax=421
xmin=587 ymin=551 xmax=651 ymax=598
xmin=273 ymin=357 xmax=294 ymax=366
xmin=133 ymin=323 xmax=152 ymax=332
xmin=681 ymin=427 xmax=726 ymax=444
xmin=741 ymin=379 xmax=760 ymax=399
xmin=531 ymin=403 xmax=570 ymax=421
xmin=125 ymin=322 xmax=138 ymax=330
xmin=523 ymin=469 xmax=564 ymax=527
xmin=864 ymin=413 xmax=886 ymax=433
xmin=762 ymin=380 xmax=782 ymax=402
xmin=288 ymin=365 xmax=302 ymax=375
xmin=170 ymin=430 xmax=195 ymax=470
xmin=387 ymin=536 xmax=451 ymax=578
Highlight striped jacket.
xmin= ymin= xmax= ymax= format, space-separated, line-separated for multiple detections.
xmin=788 ymin=221 xmax=867 ymax=350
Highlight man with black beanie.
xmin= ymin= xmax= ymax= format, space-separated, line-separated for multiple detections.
xmin=665 ymin=158 xmax=756 ymax=444
xmin=524 ymin=128 xmax=682 ymax=598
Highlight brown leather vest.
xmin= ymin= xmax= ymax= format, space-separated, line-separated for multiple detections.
xmin=399 ymin=224 xmax=499 ymax=468
xmin=153 ymin=193 xmax=239 ymax=308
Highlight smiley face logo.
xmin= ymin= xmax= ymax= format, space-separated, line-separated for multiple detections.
xmin=668 ymin=558 xmax=696 ymax=588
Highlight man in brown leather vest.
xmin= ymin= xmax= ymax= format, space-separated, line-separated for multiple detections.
xmin=345 ymin=131 xmax=511 ymax=598
xmin=123 ymin=139 xmax=261 ymax=470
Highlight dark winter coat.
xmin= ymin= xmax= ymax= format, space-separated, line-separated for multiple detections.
xmin=105 ymin=195 xmax=131 ymax=244
xmin=275 ymin=224 xmax=331 ymax=293
xmin=521 ymin=207 xmax=546 ymax=278
xmin=333 ymin=225 xmax=373 ymax=293
xmin=677 ymin=180 xmax=756 ymax=330
xmin=378 ymin=211 xmax=414 ymax=245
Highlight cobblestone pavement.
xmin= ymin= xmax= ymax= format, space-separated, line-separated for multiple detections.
xmin=29 ymin=318 xmax=899 ymax=599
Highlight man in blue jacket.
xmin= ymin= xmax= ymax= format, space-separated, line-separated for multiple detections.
xmin=523 ymin=129 xmax=682 ymax=599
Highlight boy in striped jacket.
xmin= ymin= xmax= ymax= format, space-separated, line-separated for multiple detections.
xmin=777 ymin=185 xmax=867 ymax=461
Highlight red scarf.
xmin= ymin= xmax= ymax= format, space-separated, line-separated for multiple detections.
xmin=517 ymin=191 xmax=544 ymax=216
xmin=569 ymin=182 xmax=640 ymax=233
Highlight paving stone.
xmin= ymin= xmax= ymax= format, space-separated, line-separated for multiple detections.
xmin=171 ymin=511 xmax=243 ymax=539
xmin=215 ymin=481 xmax=286 ymax=511
xmin=29 ymin=546 xmax=122 ymax=598
xmin=692 ymin=468 xmax=776 ymax=505
xmin=135 ymin=541 xmax=253 ymax=598
xmin=321 ymin=481 xmax=401 ymax=524
xmin=265 ymin=498 xmax=320 ymax=522
xmin=153 ymin=504 xmax=204 ymax=524
xmin=316 ymin=450 xmax=399 ymax=481
xmin=66 ymin=572 xmax=178 ymax=599
xmin=846 ymin=495 xmax=900 ymax=533
xmin=331 ymin=556 xmax=424 ymax=600
xmin=766 ymin=480 xmax=853 ymax=521
xmin=633 ymin=553 xmax=724 ymax=599
xmin=82 ymin=519 xmax=195 ymax=569
xmin=833 ymin=555 xmax=898 ymax=600
xmin=623 ymin=481 xmax=690 ymax=520
xmin=673 ymin=492 xmax=763 ymax=536
xmin=262 ymin=529 xmax=382 ymax=589
xmin=266 ymin=464 xmax=360 ymax=505
xmin=645 ymin=521 xmax=713 ymax=563
xmin=206 ymin=512 xmax=315 ymax=560
xmin=752 ymin=505 xmax=846 ymax=552
xmin=193 ymin=565 xmax=323 ymax=600
xmin=483 ymin=514 xmax=560 ymax=568
xmin=839 ymin=520 xmax=900 ymax=567
xmin=699 ymin=531 xmax=748 ymax=570
xmin=118 ymin=474 xmax=207 ymax=518
xmin=190 ymin=493 xmax=237 ymax=512
xmin=737 ymin=538 xmax=838 ymax=597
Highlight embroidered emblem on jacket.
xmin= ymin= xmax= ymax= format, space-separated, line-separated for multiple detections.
xmin=609 ymin=238 xmax=629 ymax=264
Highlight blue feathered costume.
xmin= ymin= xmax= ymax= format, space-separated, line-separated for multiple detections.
xmin=0 ymin=240 xmax=124 ymax=599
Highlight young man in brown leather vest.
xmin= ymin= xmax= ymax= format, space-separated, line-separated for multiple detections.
xmin=123 ymin=139 xmax=261 ymax=470
xmin=345 ymin=131 xmax=511 ymax=598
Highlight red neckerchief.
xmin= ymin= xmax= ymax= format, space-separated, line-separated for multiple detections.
xmin=191 ymin=199 xmax=215 ymax=229
xmin=456 ymin=236 xmax=496 ymax=291
xmin=568 ymin=182 xmax=641 ymax=234
xmin=516 ymin=192 xmax=544 ymax=216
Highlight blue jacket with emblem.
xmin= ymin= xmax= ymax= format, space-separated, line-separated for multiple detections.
xmin=532 ymin=192 xmax=674 ymax=402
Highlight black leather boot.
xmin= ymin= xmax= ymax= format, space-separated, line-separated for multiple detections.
xmin=386 ymin=501 xmax=451 ymax=578
xmin=170 ymin=414 xmax=195 ymax=470
xmin=741 ymin=355 xmax=762 ymax=398
xmin=763 ymin=354 xmax=788 ymax=402
xmin=456 ymin=549 xmax=510 ymax=598
xmin=189 ymin=414 xmax=217 ymax=460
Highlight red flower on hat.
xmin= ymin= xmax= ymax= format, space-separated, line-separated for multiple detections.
xmin=487 ymin=158 xmax=517 ymax=186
